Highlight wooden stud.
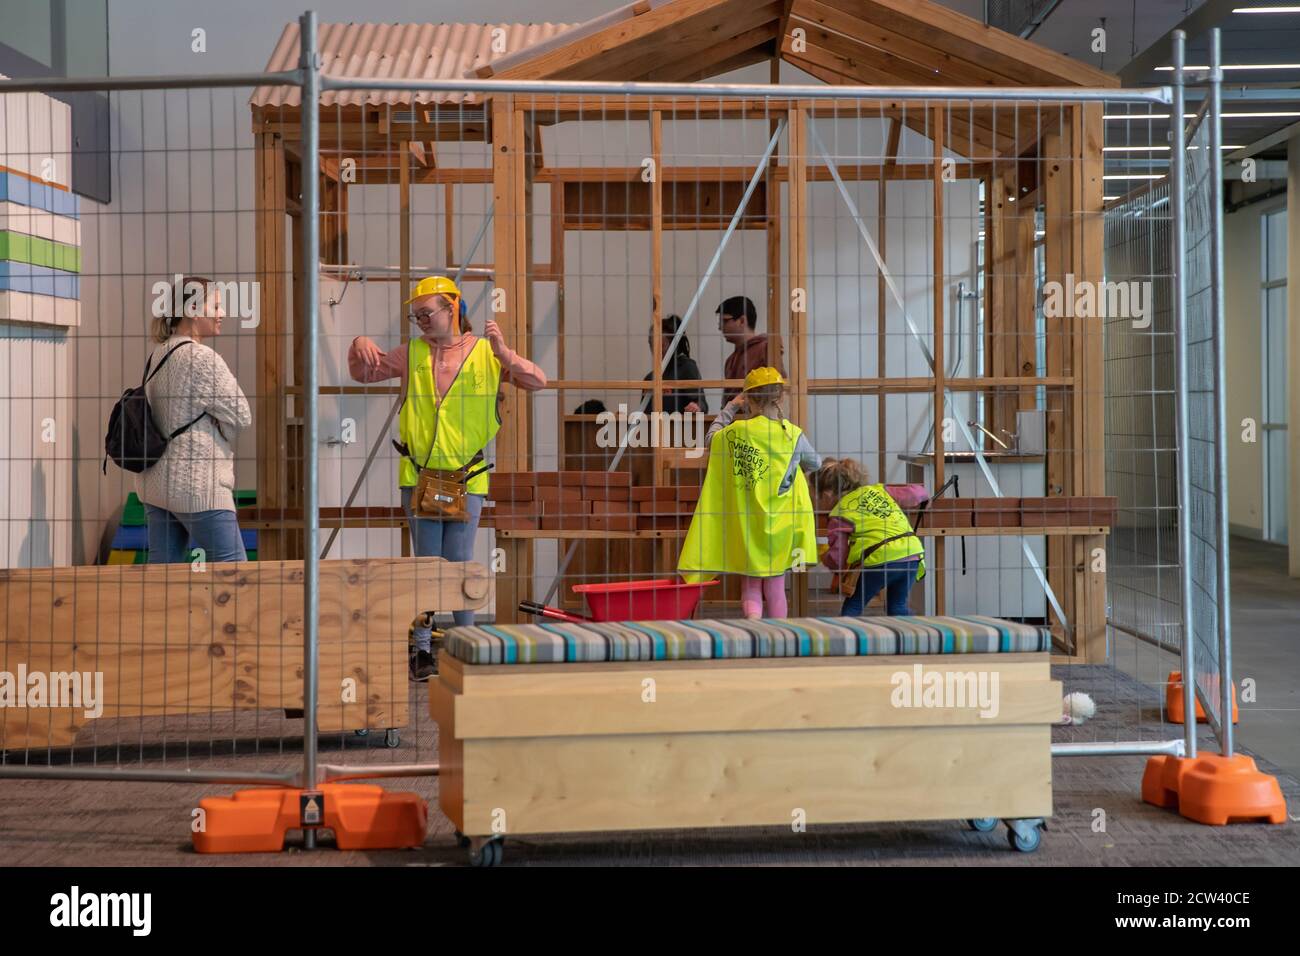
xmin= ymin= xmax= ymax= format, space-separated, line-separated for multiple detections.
xmin=787 ymin=104 xmax=810 ymax=616
xmin=931 ymin=106 xmax=946 ymax=616
xmin=254 ymin=128 xmax=288 ymax=561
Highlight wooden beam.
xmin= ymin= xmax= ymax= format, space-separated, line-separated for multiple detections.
xmin=841 ymin=0 xmax=1119 ymax=88
xmin=398 ymin=144 xmax=413 ymax=557
xmin=254 ymin=131 xmax=289 ymax=561
xmin=497 ymin=0 xmax=757 ymax=80
xmin=787 ymin=104 xmax=810 ymax=615
xmin=491 ymin=97 xmax=535 ymax=624
xmin=797 ymin=0 xmax=1027 ymax=87
xmin=1042 ymin=127 xmax=1074 ymax=647
xmin=766 ymin=54 xmax=784 ymax=375
xmin=1075 ymin=103 xmax=1107 ymax=663
xmin=930 ymin=105 xmax=946 ymax=616
xmin=637 ymin=18 xmax=781 ymax=83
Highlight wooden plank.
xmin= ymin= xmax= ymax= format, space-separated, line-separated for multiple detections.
xmin=766 ymin=56 xmax=784 ymax=375
xmin=1075 ymin=103 xmax=1107 ymax=663
xmin=254 ymin=130 xmax=289 ymax=561
xmin=0 ymin=558 xmax=490 ymax=747
xmin=787 ymin=105 xmax=811 ymax=617
xmin=631 ymin=14 xmax=781 ymax=84
xmin=877 ymin=116 xmax=898 ymax=479
xmin=495 ymin=0 xmax=753 ymax=80
xmin=1042 ymin=128 xmax=1074 ymax=647
xmin=458 ymin=724 xmax=1052 ymax=834
xmin=452 ymin=673 xmax=1061 ymax=737
xmin=552 ymin=170 xmax=568 ymax=470
xmin=490 ymin=98 xmax=535 ymax=623
xmin=931 ymin=106 xmax=946 ymax=616
xmin=839 ymin=0 xmax=1119 ymax=88
xmin=797 ymin=0 xmax=1026 ymax=87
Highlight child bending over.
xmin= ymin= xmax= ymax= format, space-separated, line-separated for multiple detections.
xmin=811 ymin=457 xmax=925 ymax=617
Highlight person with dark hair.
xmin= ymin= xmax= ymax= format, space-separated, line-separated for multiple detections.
xmin=716 ymin=295 xmax=786 ymax=406
xmin=642 ymin=314 xmax=707 ymax=415
xmin=140 ymin=275 xmax=252 ymax=564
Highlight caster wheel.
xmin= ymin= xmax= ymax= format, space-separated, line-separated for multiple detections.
xmin=353 ymin=729 xmax=370 ymax=738
xmin=453 ymin=831 xmax=471 ymax=849
xmin=968 ymin=817 xmax=998 ymax=832
xmin=1008 ymin=824 xmax=1042 ymax=853
xmin=384 ymin=729 xmax=401 ymax=748
xmin=469 ymin=839 xmax=503 ymax=867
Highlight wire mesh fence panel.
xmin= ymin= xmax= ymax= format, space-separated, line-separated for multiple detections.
xmin=2 ymin=14 xmax=1201 ymax=821
xmin=1104 ymin=180 xmax=1180 ymax=654
xmin=1182 ymin=107 xmax=1225 ymax=733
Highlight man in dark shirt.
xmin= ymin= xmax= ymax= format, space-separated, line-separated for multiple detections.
xmin=717 ymin=295 xmax=786 ymax=406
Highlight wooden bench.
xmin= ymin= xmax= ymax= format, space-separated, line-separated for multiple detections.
xmin=431 ymin=614 xmax=1062 ymax=864
xmin=0 ymin=557 xmax=488 ymax=749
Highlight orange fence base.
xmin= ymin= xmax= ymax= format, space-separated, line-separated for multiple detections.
xmin=1142 ymin=754 xmax=1287 ymax=826
xmin=193 ymin=784 xmax=428 ymax=854
xmin=1165 ymin=671 xmax=1238 ymax=725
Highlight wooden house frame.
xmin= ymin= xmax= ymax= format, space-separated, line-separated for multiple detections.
xmin=249 ymin=0 xmax=1121 ymax=660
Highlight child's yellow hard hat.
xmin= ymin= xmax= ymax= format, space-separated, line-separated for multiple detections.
xmin=405 ymin=275 xmax=462 ymax=304
xmin=743 ymin=366 xmax=786 ymax=391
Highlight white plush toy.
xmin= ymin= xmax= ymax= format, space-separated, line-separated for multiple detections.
xmin=1061 ymin=692 xmax=1097 ymax=726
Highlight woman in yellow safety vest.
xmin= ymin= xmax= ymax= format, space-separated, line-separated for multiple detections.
xmin=349 ymin=276 xmax=546 ymax=679
xmin=811 ymin=457 xmax=925 ymax=617
xmin=678 ymin=367 xmax=819 ymax=619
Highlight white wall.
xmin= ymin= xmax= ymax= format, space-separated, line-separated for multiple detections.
xmin=1224 ymin=199 xmax=1268 ymax=537
xmin=0 ymin=88 xmax=75 ymax=568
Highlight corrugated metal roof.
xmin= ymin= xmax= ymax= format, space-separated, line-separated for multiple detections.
xmin=250 ymin=22 xmax=577 ymax=109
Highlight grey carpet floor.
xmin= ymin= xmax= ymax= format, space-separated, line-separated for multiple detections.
xmin=1 ymin=664 xmax=1296 ymax=866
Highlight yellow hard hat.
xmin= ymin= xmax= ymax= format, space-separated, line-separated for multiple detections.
xmin=743 ymin=366 xmax=786 ymax=391
xmin=404 ymin=275 xmax=462 ymax=305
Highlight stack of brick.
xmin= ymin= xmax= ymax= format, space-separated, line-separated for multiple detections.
xmin=483 ymin=471 xmax=638 ymax=531
xmin=631 ymin=485 xmax=701 ymax=531
xmin=924 ymin=496 xmax=1119 ymax=530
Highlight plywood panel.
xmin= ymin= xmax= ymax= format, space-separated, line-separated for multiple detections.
xmin=0 ymin=557 xmax=488 ymax=747
xmin=459 ymin=724 xmax=1052 ymax=833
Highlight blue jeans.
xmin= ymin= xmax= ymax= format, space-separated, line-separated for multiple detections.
xmin=146 ymin=505 xmax=247 ymax=564
xmin=841 ymin=558 xmax=920 ymax=617
xmin=401 ymin=487 xmax=485 ymax=632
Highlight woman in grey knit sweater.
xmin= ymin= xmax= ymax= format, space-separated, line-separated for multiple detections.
xmin=140 ymin=276 xmax=252 ymax=563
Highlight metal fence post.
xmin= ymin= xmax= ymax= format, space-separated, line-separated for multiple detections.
xmin=1170 ymin=31 xmax=1198 ymax=753
xmin=299 ymin=9 xmax=323 ymax=843
xmin=1208 ymin=28 xmax=1233 ymax=758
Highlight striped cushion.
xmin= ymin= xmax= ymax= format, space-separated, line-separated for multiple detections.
xmin=445 ymin=615 xmax=1051 ymax=665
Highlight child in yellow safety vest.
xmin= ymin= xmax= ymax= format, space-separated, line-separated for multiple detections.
xmin=678 ymin=367 xmax=819 ymax=619
xmin=811 ymin=458 xmax=925 ymax=617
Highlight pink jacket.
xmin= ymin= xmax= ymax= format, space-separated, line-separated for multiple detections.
xmin=348 ymin=333 xmax=547 ymax=395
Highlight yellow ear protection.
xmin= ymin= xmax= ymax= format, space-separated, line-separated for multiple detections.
xmin=406 ymin=275 xmax=466 ymax=326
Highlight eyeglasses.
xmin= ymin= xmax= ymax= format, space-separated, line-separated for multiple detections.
xmin=409 ymin=303 xmax=453 ymax=324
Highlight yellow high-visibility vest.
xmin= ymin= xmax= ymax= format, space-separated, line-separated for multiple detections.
xmin=832 ymin=483 xmax=925 ymax=578
xmin=678 ymin=416 xmax=818 ymax=581
xmin=398 ymin=337 xmax=501 ymax=495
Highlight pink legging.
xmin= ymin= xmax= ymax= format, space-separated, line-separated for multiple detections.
xmin=740 ymin=573 xmax=788 ymax=619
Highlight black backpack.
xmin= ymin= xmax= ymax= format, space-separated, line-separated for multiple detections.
xmin=103 ymin=342 xmax=207 ymax=474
